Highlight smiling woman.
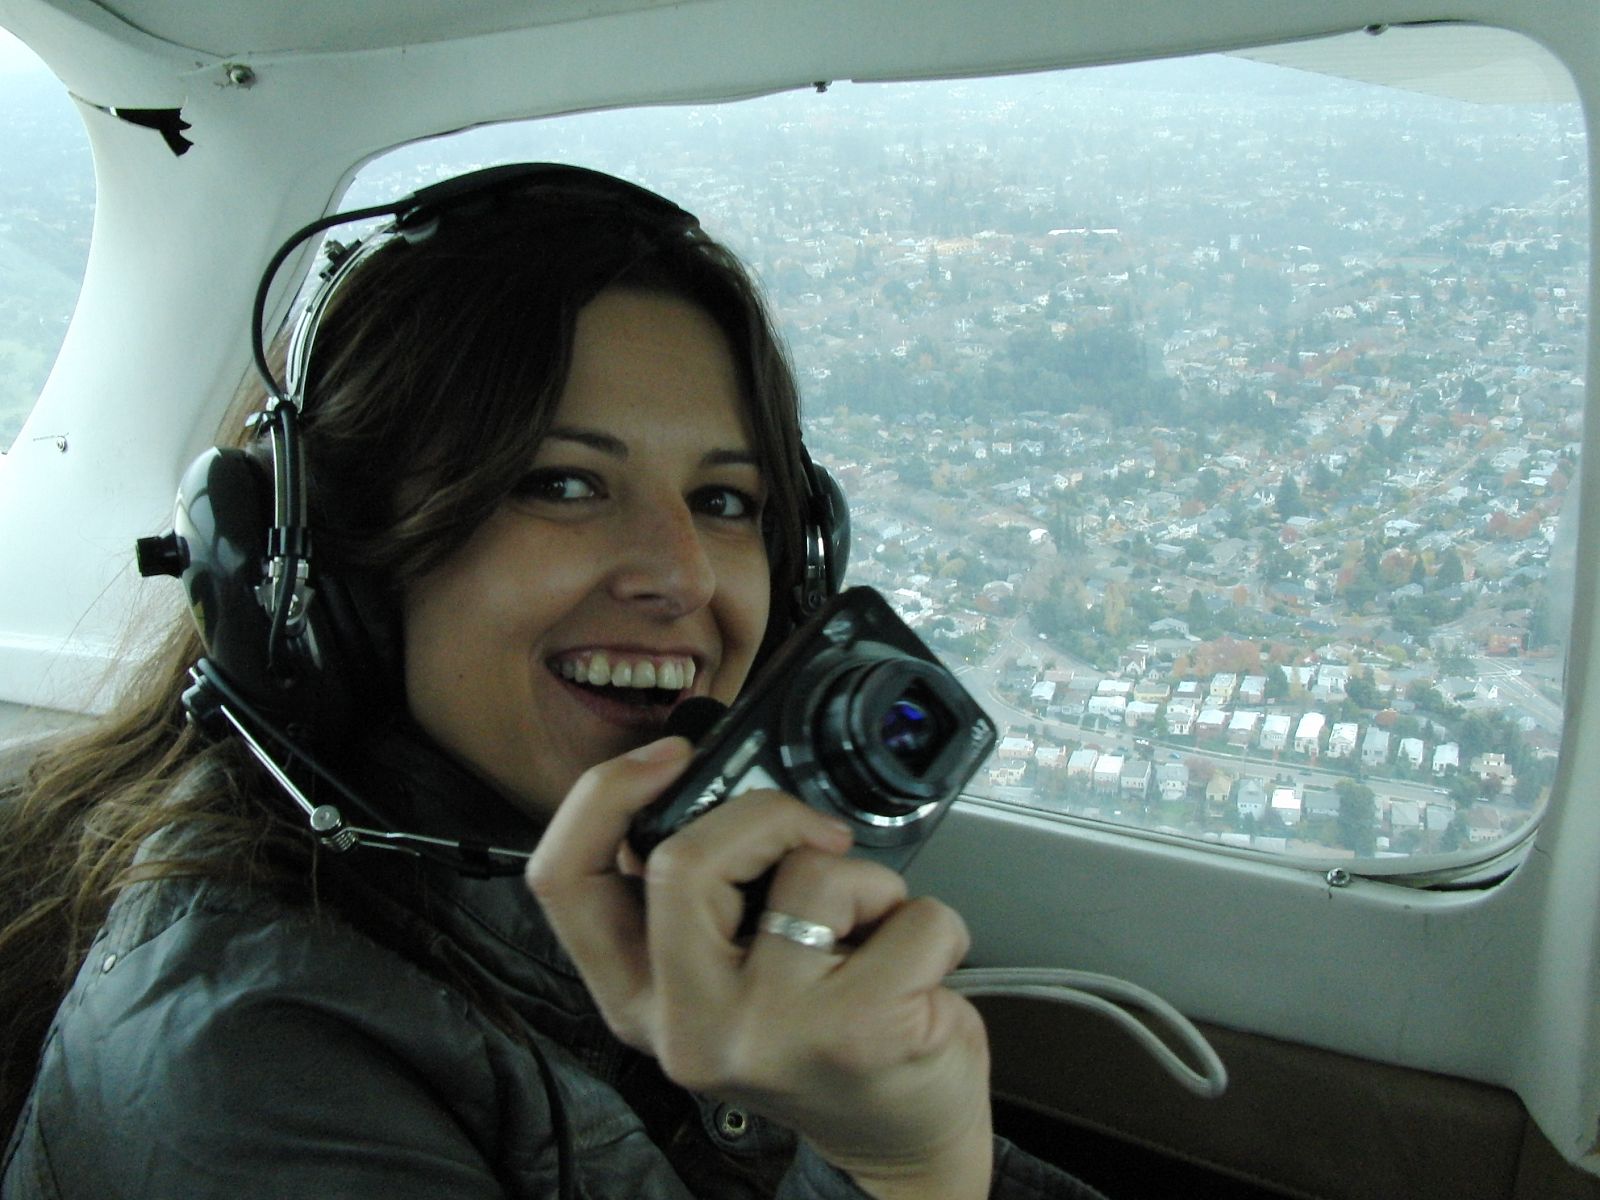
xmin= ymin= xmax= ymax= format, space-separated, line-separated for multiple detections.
xmin=0 ymin=164 xmax=1102 ymax=1200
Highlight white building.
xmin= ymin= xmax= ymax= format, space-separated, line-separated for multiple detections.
xmin=998 ymin=734 xmax=1035 ymax=761
xmin=1294 ymin=712 xmax=1326 ymax=756
xmin=1432 ymin=742 xmax=1461 ymax=775
xmin=1086 ymin=694 xmax=1127 ymax=722
xmin=1164 ymin=698 xmax=1200 ymax=736
xmin=1259 ymin=713 xmax=1292 ymax=752
xmin=1093 ymin=753 xmax=1125 ymax=793
xmin=1156 ymin=762 xmax=1189 ymax=802
xmin=1361 ymin=726 xmax=1391 ymax=767
xmin=1327 ymin=722 xmax=1360 ymax=759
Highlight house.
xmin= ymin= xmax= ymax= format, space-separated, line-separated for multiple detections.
xmin=1327 ymin=721 xmax=1360 ymax=759
xmin=1067 ymin=747 xmax=1099 ymax=780
xmin=1239 ymin=675 xmax=1268 ymax=705
xmin=1208 ymin=673 xmax=1240 ymax=705
xmin=1093 ymin=754 xmax=1125 ymax=794
xmin=1035 ymin=745 xmax=1067 ymax=770
xmin=1206 ymin=771 xmax=1235 ymax=817
xmin=1236 ymin=778 xmax=1268 ymax=820
xmin=1120 ymin=759 xmax=1153 ymax=800
xmin=1164 ymin=698 xmax=1199 ymax=736
xmin=1471 ymin=752 xmax=1516 ymax=793
xmin=1304 ymin=788 xmax=1341 ymax=820
xmin=1432 ymin=742 xmax=1461 ymax=775
xmin=1311 ymin=664 xmax=1349 ymax=701
xmin=1125 ymin=699 xmax=1161 ymax=728
xmin=1387 ymin=799 xmax=1423 ymax=833
xmin=1227 ymin=709 xmax=1262 ymax=747
xmin=1361 ymin=726 xmax=1391 ymax=767
xmin=1030 ymin=680 xmax=1057 ymax=708
xmin=1468 ymin=804 xmax=1504 ymax=843
xmin=1157 ymin=762 xmax=1189 ymax=802
xmin=1270 ymin=786 xmax=1302 ymax=826
xmin=1133 ymin=679 xmax=1172 ymax=705
xmin=998 ymin=734 xmax=1035 ymax=761
xmin=1399 ymin=737 xmax=1425 ymax=769
xmin=1294 ymin=712 xmax=1326 ymax=756
xmin=1086 ymin=693 xmax=1127 ymax=722
xmin=1196 ymin=707 xmax=1230 ymax=740
xmin=1259 ymin=713 xmax=1292 ymax=752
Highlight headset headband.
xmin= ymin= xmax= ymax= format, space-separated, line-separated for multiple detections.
xmin=246 ymin=164 xmax=703 ymax=673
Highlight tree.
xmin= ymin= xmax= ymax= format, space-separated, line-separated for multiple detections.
xmin=1345 ymin=669 xmax=1380 ymax=710
xmin=1276 ymin=473 xmax=1304 ymax=520
xmin=1435 ymin=548 xmax=1466 ymax=589
xmin=1335 ymin=780 xmax=1377 ymax=856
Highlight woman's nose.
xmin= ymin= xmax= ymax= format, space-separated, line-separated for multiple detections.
xmin=608 ymin=500 xmax=718 ymax=616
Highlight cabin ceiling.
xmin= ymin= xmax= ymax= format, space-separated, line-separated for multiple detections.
xmin=63 ymin=0 xmax=1578 ymax=106
xmin=89 ymin=0 xmax=696 ymax=57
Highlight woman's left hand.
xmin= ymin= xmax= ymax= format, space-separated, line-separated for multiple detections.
xmin=525 ymin=734 xmax=994 ymax=1200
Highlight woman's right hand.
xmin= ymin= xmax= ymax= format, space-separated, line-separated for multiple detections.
xmin=525 ymin=736 xmax=994 ymax=1200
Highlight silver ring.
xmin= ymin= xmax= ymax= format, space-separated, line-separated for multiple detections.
xmin=757 ymin=909 xmax=839 ymax=953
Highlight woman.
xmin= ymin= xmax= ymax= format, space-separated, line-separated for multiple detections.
xmin=0 ymin=165 xmax=1104 ymax=1199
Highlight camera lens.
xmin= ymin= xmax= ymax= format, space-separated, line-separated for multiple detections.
xmin=879 ymin=690 xmax=942 ymax=776
xmin=812 ymin=659 xmax=965 ymax=817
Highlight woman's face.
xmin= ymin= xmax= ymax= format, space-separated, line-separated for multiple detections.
xmin=402 ymin=287 xmax=773 ymax=821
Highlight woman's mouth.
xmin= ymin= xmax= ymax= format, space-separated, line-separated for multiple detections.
xmin=550 ymin=650 xmax=698 ymax=719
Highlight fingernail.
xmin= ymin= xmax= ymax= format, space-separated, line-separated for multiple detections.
xmin=627 ymin=736 xmax=690 ymax=764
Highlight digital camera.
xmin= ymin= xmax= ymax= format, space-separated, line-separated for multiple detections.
xmin=627 ymin=586 xmax=997 ymax=873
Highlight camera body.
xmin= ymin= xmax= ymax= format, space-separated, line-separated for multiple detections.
xmin=628 ymin=586 xmax=997 ymax=872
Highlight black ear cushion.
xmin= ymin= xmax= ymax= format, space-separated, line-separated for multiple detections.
xmin=807 ymin=461 xmax=850 ymax=597
xmin=172 ymin=448 xmax=278 ymax=704
xmin=170 ymin=447 xmax=397 ymax=743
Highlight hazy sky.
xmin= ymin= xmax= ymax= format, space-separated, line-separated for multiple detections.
xmin=0 ymin=26 xmax=44 ymax=74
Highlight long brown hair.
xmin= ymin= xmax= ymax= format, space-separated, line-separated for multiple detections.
xmin=0 ymin=166 xmax=811 ymax=1133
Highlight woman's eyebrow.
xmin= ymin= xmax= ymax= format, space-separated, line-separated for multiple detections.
xmin=543 ymin=426 xmax=627 ymax=458
xmin=543 ymin=426 xmax=760 ymax=469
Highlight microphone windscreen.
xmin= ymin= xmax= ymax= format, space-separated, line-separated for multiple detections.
xmin=665 ymin=696 xmax=728 ymax=745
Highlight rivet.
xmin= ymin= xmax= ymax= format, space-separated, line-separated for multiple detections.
xmin=100 ymin=953 xmax=117 ymax=973
xmin=716 ymin=1106 xmax=750 ymax=1140
xmin=225 ymin=63 xmax=256 ymax=87
xmin=1326 ymin=867 xmax=1353 ymax=888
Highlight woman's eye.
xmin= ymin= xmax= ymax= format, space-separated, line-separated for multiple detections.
xmin=694 ymin=485 xmax=763 ymax=521
xmin=511 ymin=470 xmax=600 ymax=503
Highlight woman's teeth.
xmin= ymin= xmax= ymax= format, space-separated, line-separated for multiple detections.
xmin=557 ymin=652 xmax=696 ymax=691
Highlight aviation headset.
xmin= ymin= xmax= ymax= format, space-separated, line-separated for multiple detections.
xmin=136 ymin=162 xmax=849 ymax=874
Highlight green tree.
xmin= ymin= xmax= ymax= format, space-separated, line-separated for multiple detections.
xmin=1276 ymin=473 xmax=1304 ymax=520
xmin=1335 ymin=780 xmax=1377 ymax=856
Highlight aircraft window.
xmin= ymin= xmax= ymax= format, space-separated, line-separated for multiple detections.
xmin=349 ymin=25 xmax=1585 ymax=874
xmin=0 ymin=28 xmax=92 ymax=453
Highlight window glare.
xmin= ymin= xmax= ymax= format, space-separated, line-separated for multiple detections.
xmin=0 ymin=29 xmax=92 ymax=453
xmin=357 ymin=30 xmax=1586 ymax=867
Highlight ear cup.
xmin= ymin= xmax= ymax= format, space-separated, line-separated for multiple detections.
xmin=795 ymin=458 xmax=850 ymax=621
xmin=163 ymin=447 xmax=392 ymax=741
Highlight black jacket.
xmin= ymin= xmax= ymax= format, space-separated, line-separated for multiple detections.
xmin=2 ymin=735 xmax=1104 ymax=1198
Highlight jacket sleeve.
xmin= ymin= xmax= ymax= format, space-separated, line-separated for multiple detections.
xmin=777 ymin=1136 xmax=1111 ymax=1200
xmin=6 ymin=899 xmax=558 ymax=1200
